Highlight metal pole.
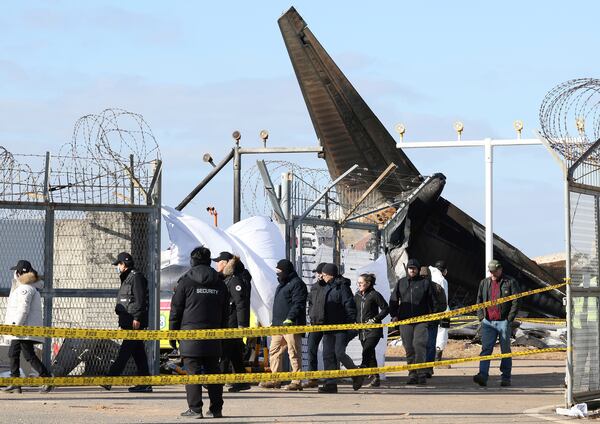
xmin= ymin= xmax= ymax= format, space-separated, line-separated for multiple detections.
xmin=565 ymin=178 xmax=573 ymax=406
xmin=233 ymin=145 xmax=241 ymax=223
xmin=130 ymin=154 xmax=135 ymax=204
xmin=149 ymin=160 xmax=162 ymax=375
xmin=42 ymin=152 xmax=53 ymax=368
xmin=175 ymin=149 xmax=234 ymax=211
xmin=484 ymin=138 xmax=493 ymax=274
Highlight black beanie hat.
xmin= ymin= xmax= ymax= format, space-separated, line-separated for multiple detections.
xmin=321 ymin=263 xmax=339 ymax=277
xmin=276 ymin=259 xmax=295 ymax=274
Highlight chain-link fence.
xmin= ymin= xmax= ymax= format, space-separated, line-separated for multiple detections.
xmin=0 ymin=151 xmax=161 ymax=377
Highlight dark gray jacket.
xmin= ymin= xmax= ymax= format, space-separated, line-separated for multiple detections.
xmin=476 ymin=274 xmax=520 ymax=322
xmin=324 ymin=276 xmax=356 ymax=325
xmin=389 ymin=275 xmax=447 ymax=321
xmin=355 ymin=287 xmax=389 ymax=340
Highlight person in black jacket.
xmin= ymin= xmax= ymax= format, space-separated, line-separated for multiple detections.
xmin=103 ymin=252 xmax=151 ymax=393
xmin=259 ymin=259 xmax=307 ymax=391
xmin=170 ymin=247 xmax=229 ymax=419
xmin=473 ymin=260 xmax=520 ymax=388
xmin=302 ymin=262 xmax=327 ymax=389
xmin=355 ymin=273 xmax=389 ymax=388
xmin=389 ymin=258 xmax=447 ymax=385
xmin=318 ymin=263 xmax=363 ymax=394
xmin=213 ymin=252 xmax=251 ymax=393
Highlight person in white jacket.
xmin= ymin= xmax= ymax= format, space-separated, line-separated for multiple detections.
xmin=424 ymin=261 xmax=450 ymax=378
xmin=2 ymin=260 xmax=53 ymax=394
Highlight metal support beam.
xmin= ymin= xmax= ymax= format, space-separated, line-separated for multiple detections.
xmin=340 ymin=163 xmax=397 ymax=225
xmin=256 ymin=160 xmax=286 ymax=223
xmin=484 ymin=138 xmax=493 ymax=271
xmin=176 ymin=149 xmax=234 ymax=211
xmin=239 ymin=146 xmax=323 ymax=154
xmin=233 ymin=146 xmax=241 ymax=223
xmin=297 ymin=164 xmax=358 ymax=223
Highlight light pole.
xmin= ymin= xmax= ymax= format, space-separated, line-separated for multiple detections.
xmin=396 ymin=121 xmax=542 ymax=275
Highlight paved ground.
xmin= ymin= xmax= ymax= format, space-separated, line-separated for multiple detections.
xmin=0 ymin=358 xmax=574 ymax=423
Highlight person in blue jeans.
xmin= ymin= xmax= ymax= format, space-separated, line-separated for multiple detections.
xmin=473 ymin=260 xmax=520 ymax=387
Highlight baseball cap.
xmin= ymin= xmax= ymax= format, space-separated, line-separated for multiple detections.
xmin=10 ymin=260 xmax=33 ymax=273
xmin=112 ymin=252 xmax=134 ymax=266
xmin=434 ymin=260 xmax=447 ymax=271
xmin=488 ymin=259 xmax=502 ymax=271
xmin=212 ymin=251 xmax=234 ymax=262
xmin=407 ymin=258 xmax=420 ymax=269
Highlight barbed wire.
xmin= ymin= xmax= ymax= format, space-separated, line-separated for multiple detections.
xmin=540 ymin=78 xmax=600 ymax=163
xmin=0 ymin=108 xmax=161 ymax=204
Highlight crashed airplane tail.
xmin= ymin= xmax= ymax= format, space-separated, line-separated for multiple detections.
xmin=278 ymin=7 xmax=565 ymax=317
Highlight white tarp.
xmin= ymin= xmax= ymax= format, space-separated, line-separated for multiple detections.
xmin=161 ymin=206 xmax=284 ymax=326
xmin=429 ymin=266 xmax=449 ymax=350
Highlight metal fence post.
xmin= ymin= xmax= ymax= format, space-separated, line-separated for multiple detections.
xmin=147 ymin=160 xmax=162 ymax=375
xmin=42 ymin=152 xmax=54 ymax=369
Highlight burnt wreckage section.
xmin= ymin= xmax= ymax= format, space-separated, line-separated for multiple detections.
xmin=278 ymin=7 xmax=564 ymax=317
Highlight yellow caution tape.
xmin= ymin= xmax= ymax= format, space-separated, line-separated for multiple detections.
xmin=0 ymin=281 xmax=567 ymax=341
xmin=0 ymin=347 xmax=567 ymax=387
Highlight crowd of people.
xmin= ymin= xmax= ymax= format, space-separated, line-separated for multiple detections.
xmin=1 ymin=250 xmax=520 ymax=420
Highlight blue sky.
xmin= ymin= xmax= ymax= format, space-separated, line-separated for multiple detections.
xmin=1 ymin=1 xmax=597 ymax=257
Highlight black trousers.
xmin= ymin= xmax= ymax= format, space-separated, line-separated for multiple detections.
xmin=360 ymin=337 xmax=379 ymax=369
xmin=107 ymin=340 xmax=150 ymax=377
xmin=184 ymin=356 xmax=224 ymax=413
xmin=220 ymin=338 xmax=246 ymax=374
xmin=399 ymin=323 xmax=428 ymax=378
xmin=307 ymin=331 xmax=323 ymax=372
xmin=8 ymin=339 xmax=50 ymax=378
xmin=322 ymin=331 xmax=357 ymax=385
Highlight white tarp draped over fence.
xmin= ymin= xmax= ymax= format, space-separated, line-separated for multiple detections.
xmin=161 ymin=206 xmax=284 ymax=326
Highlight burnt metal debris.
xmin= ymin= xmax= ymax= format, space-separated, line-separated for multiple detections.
xmin=278 ymin=7 xmax=564 ymax=317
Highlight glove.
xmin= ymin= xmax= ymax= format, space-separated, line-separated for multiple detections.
xmin=282 ymin=319 xmax=293 ymax=326
xmin=366 ymin=318 xmax=376 ymax=324
xmin=169 ymin=340 xmax=178 ymax=350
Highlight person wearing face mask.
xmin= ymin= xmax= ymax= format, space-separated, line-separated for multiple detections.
xmin=2 ymin=260 xmax=54 ymax=394
xmin=101 ymin=252 xmax=151 ymax=393
xmin=302 ymin=262 xmax=327 ymax=389
xmin=259 ymin=259 xmax=307 ymax=391
xmin=355 ymin=273 xmax=389 ymax=388
xmin=318 ymin=263 xmax=363 ymax=394
xmin=473 ymin=260 xmax=520 ymax=388
xmin=212 ymin=251 xmax=251 ymax=393
xmin=389 ymin=259 xmax=447 ymax=385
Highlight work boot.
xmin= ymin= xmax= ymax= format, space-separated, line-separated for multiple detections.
xmin=258 ymin=381 xmax=281 ymax=389
xmin=500 ymin=379 xmax=511 ymax=387
xmin=1 ymin=385 xmax=22 ymax=394
xmin=352 ymin=375 xmax=365 ymax=391
xmin=365 ymin=374 xmax=380 ymax=388
xmin=318 ymin=384 xmax=338 ymax=393
xmin=180 ymin=408 xmax=203 ymax=418
xmin=473 ymin=373 xmax=487 ymax=387
xmin=301 ymin=379 xmax=319 ymax=389
xmin=406 ymin=376 xmax=418 ymax=385
xmin=228 ymin=383 xmax=251 ymax=392
xmin=128 ymin=385 xmax=153 ymax=393
xmin=283 ymin=382 xmax=303 ymax=391
xmin=39 ymin=385 xmax=55 ymax=393
xmin=206 ymin=410 xmax=223 ymax=418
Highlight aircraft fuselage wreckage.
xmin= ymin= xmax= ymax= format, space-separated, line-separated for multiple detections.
xmin=278 ymin=7 xmax=564 ymax=317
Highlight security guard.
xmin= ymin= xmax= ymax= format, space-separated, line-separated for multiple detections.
xmin=102 ymin=252 xmax=151 ymax=393
xmin=170 ymin=247 xmax=229 ymax=419
xmin=213 ymin=251 xmax=251 ymax=392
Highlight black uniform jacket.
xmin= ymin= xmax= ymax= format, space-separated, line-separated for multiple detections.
xmin=115 ymin=268 xmax=149 ymax=330
xmin=170 ymin=264 xmax=229 ymax=357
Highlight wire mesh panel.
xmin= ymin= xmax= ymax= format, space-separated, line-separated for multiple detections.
xmin=572 ymin=295 xmax=600 ymax=396
xmin=0 ymin=208 xmax=46 ymax=291
xmin=570 ymin=192 xmax=599 ymax=288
